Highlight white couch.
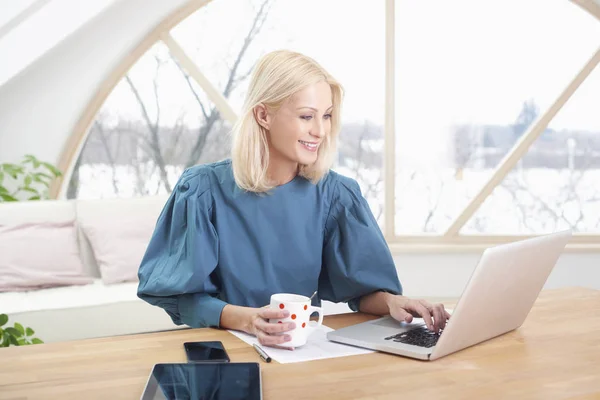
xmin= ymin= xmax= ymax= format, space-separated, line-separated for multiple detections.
xmin=0 ymin=196 xmax=351 ymax=344
xmin=0 ymin=195 xmax=186 ymax=343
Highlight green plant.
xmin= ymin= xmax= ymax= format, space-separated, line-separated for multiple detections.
xmin=0 ymin=314 xmax=44 ymax=347
xmin=0 ymin=154 xmax=62 ymax=202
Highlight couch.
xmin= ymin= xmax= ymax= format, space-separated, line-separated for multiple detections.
xmin=0 ymin=196 xmax=350 ymax=343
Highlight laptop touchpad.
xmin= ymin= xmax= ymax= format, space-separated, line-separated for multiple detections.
xmin=370 ymin=317 xmax=423 ymax=329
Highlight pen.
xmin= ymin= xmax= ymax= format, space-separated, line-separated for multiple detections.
xmin=253 ymin=344 xmax=271 ymax=363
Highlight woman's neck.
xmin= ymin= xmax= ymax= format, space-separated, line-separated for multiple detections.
xmin=267 ymin=154 xmax=299 ymax=186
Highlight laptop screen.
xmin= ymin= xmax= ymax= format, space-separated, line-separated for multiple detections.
xmin=140 ymin=363 xmax=261 ymax=400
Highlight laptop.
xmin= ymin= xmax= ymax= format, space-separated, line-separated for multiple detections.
xmin=327 ymin=230 xmax=572 ymax=361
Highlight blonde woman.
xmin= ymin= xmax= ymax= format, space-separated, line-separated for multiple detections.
xmin=137 ymin=50 xmax=450 ymax=348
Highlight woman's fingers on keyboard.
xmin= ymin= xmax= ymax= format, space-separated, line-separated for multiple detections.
xmin=431 ymin=305 xmax=444 ymax=332
xmin=406 ymin=300 xmax=434 ymax=331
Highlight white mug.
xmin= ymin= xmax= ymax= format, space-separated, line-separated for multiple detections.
xmin=269 ymin=293 xmax=323 ymax=347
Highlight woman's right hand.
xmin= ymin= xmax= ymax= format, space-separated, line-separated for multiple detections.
xmin=246 ymin=307 xmax=296 ymax=348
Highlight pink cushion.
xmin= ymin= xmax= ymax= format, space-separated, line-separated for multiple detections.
xmin=0 ymin=222 xmax=92 ymax=292
xmin=76 ymin=196 xmax=166 ymax=284
xmin=78 ymin=221 xmax=154 ymax=284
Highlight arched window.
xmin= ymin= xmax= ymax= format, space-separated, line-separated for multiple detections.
xmin=65 ymin=0 xmax=600 ymax=243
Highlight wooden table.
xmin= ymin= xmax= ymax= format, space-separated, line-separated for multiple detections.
xmin=1 ymin=287 xmax=599 ymax=400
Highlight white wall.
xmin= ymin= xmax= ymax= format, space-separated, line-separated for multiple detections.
xmin=394 ymin=251 xmax=600 ymax=298
xmin=325 ymin=250 xmax=600 ymax=315
xmin=0 ymin=0 xmax=118 ymax=88
xmin=0 ymin=0 xmax=191 ymax=167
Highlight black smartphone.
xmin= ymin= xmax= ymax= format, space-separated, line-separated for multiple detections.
xmin=183 ymin=341 xmax=230 ymax=363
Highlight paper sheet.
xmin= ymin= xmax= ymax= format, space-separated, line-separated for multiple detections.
xmin=228 ymin=325 xmax=373 ymax=364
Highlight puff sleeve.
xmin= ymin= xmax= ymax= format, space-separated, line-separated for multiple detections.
xmin=319 ymin=175 xmax=403 ymax=311
xmin=137 ymin=168 xmax=226 ymax=328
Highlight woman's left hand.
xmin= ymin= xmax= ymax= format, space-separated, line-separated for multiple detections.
xmin=388 ymin=296 xmax=451 ymax=333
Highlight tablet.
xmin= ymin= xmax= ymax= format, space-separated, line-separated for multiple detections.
xmin=140 ymin=363 xmax=262 ymax=400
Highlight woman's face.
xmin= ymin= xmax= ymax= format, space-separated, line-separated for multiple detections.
xmin=256 ymin=81 xmax=333 ymax=168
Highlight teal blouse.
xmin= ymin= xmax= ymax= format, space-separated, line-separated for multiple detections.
xmin=137 ymin=160 xmax=402 ymax=328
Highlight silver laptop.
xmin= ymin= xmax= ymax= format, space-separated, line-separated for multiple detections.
xmin=327 ymin=230 xmax=572 ymax=361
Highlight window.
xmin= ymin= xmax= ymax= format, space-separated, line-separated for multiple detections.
xmin=65 ymin=0 xmax=600 ymax=244
xmin=68 ymin=42 xmax=230 ymax=199
xmin=465 ymin=61 xmax=600 ymax=234
xmin=394 ymin=0 xmax=600 ymax=236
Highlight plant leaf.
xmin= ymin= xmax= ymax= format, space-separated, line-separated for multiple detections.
xmin=0 ymin=193 xmax=18 ymax=202
xmin=32 ymin=338 xmax=44 ymax=344
xmin=9 ymin=335 xmax=19 ymax=346
xmin=32 ymin=173 xmax=51 ymax=187
xmin=2 ymin=335 xmax=10 ymax=347
xmin=0 ymin=163 xmax=20 ymax=171
xmin=41 ymin=162 xmax=62 ymax=177
xmin=4 ymin=165 xmax=24 ymax=179
xmin=35 ymin=172 xmax=54 ymax=181
xmin=24 ymin=175 xmax=33 ymax=186
xmin=0 ymin=171 xmax=4 ymax=183
xmin=0 ymin=186 xmax=8 ymax=194
xmin=24 ymin=155 xmax=40 ymax=168
xmin=14 ymin=323 xmax=24 ymax=335
xmin=6 ymin=327 xmax=22 ymax=337
xmin=26 ymin=327 xmax=34 ymax=336
xmin=17 ymin=338 xmax=26 ymax=345
xmin=21 ymin=187 xmax=38 ymax=194
xmin=0 ymin=314 xmax=7 ymax=326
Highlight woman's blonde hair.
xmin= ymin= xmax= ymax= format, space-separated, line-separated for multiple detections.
xmin=231 ymin=50 xmax=344 ymax=193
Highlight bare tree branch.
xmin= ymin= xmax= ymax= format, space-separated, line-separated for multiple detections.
xmin=501 ymin=179 xmax=535 ymax=232
xmin=183 ymin=0 xmax=272 ymax=167
xmin=223 ymin=0 xmax=272 ymax=98
xmin=125 ymin=74 xmax=172 ymax=192
xmin=422 ymin=180 xmax=445 ymax=232
xmin=164 ymin=113 xmax=186 ymax=164
xmin=173 ymin=58 xmax=210 ymax=121
xmin=231 ymin=62 xmax=257 ymax=91
xmin=153 ymin=55 xmax=162 ymax=128
xmin=94 ymin=120 xmax=120 ymax=196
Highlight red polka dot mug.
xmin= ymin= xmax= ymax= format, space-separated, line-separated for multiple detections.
xmin=269 ymin=293 xmax=324 ymax=347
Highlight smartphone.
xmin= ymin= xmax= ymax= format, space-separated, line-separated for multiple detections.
xmin=183 ymin=341 xmax=230 ymax=363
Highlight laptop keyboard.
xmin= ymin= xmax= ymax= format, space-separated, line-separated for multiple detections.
xmin=384 ymin=326 xmax=441 ymax=348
